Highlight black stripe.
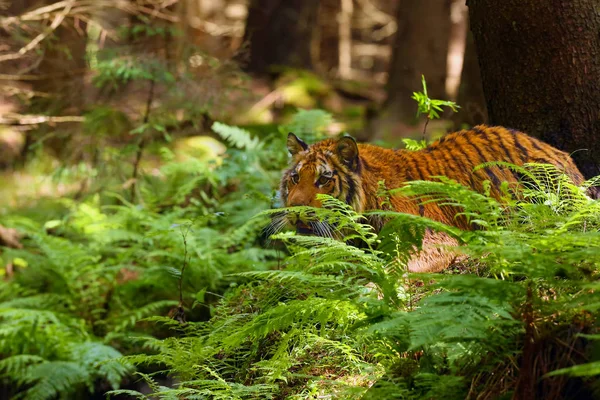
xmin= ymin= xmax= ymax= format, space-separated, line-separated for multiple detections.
xmin=464 ymin=133 xmax=487 ymax=164
xmin=346 ymin=176 xmax=356 ymax=205
xmin=476 ymin=126 xmax=509 ymax=160
xmin=485 ymin=169 xmax=502 ymax=187
xmin=455 ymin=145 xmax=478 ymax=174
xmin=439 ymin=131 xmax=460 ymax=146
xmin=470 ymin=129 xmax=506 ymax=188
xmin=472 ymin=126 xmax=485 ymax=136
xmin=439 ymin=145 xmax=469 ymax=180
xmin=528 ymin=136 xmax=557 ymax=163
xmin=417 ymin=153 xmax=434 ymax=179
xmin=418 ymin=154 xmax=434 ymax=179
xmin=496 ymin=132 xmax=513 ymax=161
xmin=469 ymin=175 xmax=479 ymax=191
xmin=453 ymin=136 xmax=479 ymax=171
xmin=406 ymin=154 xmax=423 ymax=180
xmin=334 ymin=175 xmax=342 ymax=197
xmin=510 ymin=131 xmax=529 ymax=160
xmin=435 ymin=147 xmax=452 ymax=177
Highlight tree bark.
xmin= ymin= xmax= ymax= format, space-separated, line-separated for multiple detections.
xmin=240 ymin=0 xmax=320 ymax=76
xmin=453 ymin=28 xmax=487 ymax=129
xmin=446 ymin=0 xmax=468 ymax=100
xmin=384 ymin=0 xmax=452 ymax=124
xmin=316 ymin=0 xmax=340 ymax=75
xmin=468 ymin=0 xmax=600 ymax=179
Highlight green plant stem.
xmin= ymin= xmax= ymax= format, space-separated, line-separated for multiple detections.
xmin=422 ymin=117 xmax=430 ymax=140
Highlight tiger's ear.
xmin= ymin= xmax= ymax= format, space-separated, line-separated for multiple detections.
xmin=336 ymin=136 xmax=359 ymax=170
xmin=287 ymin=132 xmax=308 ymax=155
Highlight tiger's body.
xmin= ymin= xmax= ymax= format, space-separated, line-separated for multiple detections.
xmin=278 ymin=125 xmax=590 ymax=272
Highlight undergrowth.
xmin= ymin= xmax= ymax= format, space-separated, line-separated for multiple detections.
xmin=1 ymin=109 xmax=600 ymax=399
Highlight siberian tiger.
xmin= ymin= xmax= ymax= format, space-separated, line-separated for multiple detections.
xmin=275 ymin=125 xmax=593 ymax=272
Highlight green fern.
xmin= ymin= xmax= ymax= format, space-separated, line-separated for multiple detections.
xmin=280 ymin=109 xmax=333 ymax=144
xmin=212 ymin=122 xmax=262 ymax=150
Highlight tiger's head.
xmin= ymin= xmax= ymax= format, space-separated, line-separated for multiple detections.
xmin=268 ymin=133 xmax=365 ymax=237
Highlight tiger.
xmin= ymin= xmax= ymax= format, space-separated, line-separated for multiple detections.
xmin=274 ymin=125 xmax=594 ymax=273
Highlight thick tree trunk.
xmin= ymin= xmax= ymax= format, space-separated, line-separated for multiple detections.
xmin=468 ymin=0 xmax=600 ymax=180
xmin=384 ymin=0 xmax=452 ymax=124
xmin=240 ymin=0 xmax=320 ymax=76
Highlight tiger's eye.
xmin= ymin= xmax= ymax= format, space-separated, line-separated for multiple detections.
xmin=290 ymin=173 xmax=299 ymax=184
xmin=317 ymin=175 xmax=331 ymax=186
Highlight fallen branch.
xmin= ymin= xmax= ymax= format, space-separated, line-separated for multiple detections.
xmin=0 ymin=113 xmax=84 ymax=125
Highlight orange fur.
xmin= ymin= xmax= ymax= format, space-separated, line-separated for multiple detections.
xmin=280 ymin=125 xmax=586 ymax=272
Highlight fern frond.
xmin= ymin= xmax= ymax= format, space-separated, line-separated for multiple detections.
xmin=212 ymin=122 xmax=262 ymax=150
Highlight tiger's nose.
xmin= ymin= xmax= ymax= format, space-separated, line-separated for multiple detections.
xmin=287 ymin=196 xmax=310 ymax=207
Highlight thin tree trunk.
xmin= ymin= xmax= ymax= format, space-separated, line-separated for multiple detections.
xmin=452 ymin=28 xmax=487 ymax=129
xmin=446 ymin=0 xmax=468 ymax=100
xmin=468 ymin=0 xmax=600 ymax=179
xmin=240 ymin=0 xmax=320 ymax=76
xmin=384 ymin=0 xmax=452 ymax=124
xmin=338 ymin=0 xmax=353 ymax=79
xmin=316 ymin=0 xmax=340 ymax=75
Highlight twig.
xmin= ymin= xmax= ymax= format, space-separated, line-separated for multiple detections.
xmin=130 ymin=78 xmax=155 ymax=202
xmin=0 ymin=86 xmax=52 ymax=98
xmin=422 ymin=118 xmax=430 ymax=140
xmin=0 ymin=0 xmax=180 ymax=63
xmin=187 ymin=18 xmax=244 ymax=37
xmin=0 ymin=69 xmax=87 ymax=81
xmin=1 ymin=0 xmax=177 ymax=22
xmin=168 ymin=222 xmax=193 ymax=324
xmin=1 ymin=1 xmax=179 ymax=29
xmin=0 ymin=113 xmax=84 ymax=125
xmin=178 ymin=225 xmax=190 ymax=306
xmin=249 ymin=88 xmax=283 ymax=113
xmin=0 ymin=0 xmax=74 ymax=63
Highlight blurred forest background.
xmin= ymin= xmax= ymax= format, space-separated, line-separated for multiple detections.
xmin=1 ymin=1 xmax=600 ymax=400
xmin=1 ymin=0 xmax=483 ymax=205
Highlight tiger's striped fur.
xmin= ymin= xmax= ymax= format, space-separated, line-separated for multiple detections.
xmin=278 ymin=125 xmax=589 ymax=272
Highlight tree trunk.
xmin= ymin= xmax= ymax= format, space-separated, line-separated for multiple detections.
xmin=446 ymin=0 xmax=468 ymax=100
xmin=32 ymin=25 xmax=88 ymax=113
xmin=468 ymin=0 xmax=600 ymax=180
xmin=453 ymin=28 xmax=487 ymax=129
xmin=316 ymin=0 xmax=340 ymax=75
xmin=384 ymin=0 xmax=452 ymax=124
xmin=240 ymin=0 xmax=320 ymax=76
xmin=338 ymin=0 xmax=353 ymax=79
